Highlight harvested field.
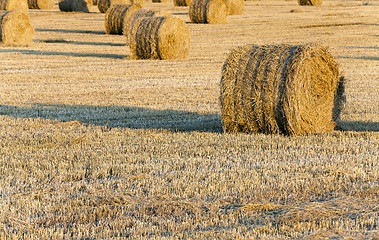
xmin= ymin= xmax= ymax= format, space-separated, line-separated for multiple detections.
xmin=0 ymin=0 xmax=378 ymax=238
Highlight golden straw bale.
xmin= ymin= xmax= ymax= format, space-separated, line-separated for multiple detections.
xmin=105 ymin=4 xmax=141 ymax=35
xmin=124 ymin=8 xmax=170 ymax=49
xmin=189 ymin=0 xmax=227 ymax=24
xmin=130 ymin=16 xmax=190 ymax=60
xmin=28 ymin=0 xmax=53 ymax=9
xmin=59 ymin=0 xmax=92 ymax=12
xmin=0 ymin=10 xmax=33 ymax=46
xmin=220 ymin=43 xmax=344 ymax=135
xmin=173 ymin=0 xmax=190 ymax=6
xmin=226 ymin=0 xmax=243 ymax=15
xmin=0 ymin=0 xmax=28 ymax=13
xmin=298 ymin=0 xmax=322 ymax=6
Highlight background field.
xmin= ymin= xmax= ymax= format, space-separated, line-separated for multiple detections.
xmin=0 ymin=0 xmax=378 ymax=238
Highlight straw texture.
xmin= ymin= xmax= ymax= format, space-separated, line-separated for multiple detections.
xmin=130 ymin=16 xmax=190 ymax=60
xmin=298 ymin=0 xmax=322 ymax=6
xmin=220 ymin=43 xmax=343 ymax=135
xmin=226 ymin=0 xmax=243 ymax=15
xmin=189 ymin=0 xmax=227 ymax=24
xmin=105 ymin=4 xmax=141 ymax=35
xmin=0 ymin=0 xmax=28 ymax=13
xmin=0 ymin=10 xmax=33 ymax=46
xmin=28 ymin=0 xmax=53 ymax=9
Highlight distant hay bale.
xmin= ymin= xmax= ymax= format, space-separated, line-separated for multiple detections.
xmin=130 ymin=16 xmax=190 ymax=60
xmin=173 ymin=0 xmax=190 ymax=6
xmin=298 ymin=0 xmax=322 ymax=6
xmin=105 ymin=4 xmax=141 ymax=35
xmin=0 ymin=0 xmax=28 ymax=13
xmin=59 ymin=0 xmax=92 ymax=12
xmin=92 ymin=0 xmax=97 ymax=4
xmin=189 ymin=0 xmax=227 ymax=24
xmin=220 ymin=43 xmax=344 ymax=135
xmin=0 ymin=10 xmax=33 ymax=46
xmin=124 ymin=8 xmax=170 ymax=50
xmin=226 ymin=0 xmax=243 ymax=15
xmin=98 ymin=0 xmax=143 ymax=13
xmin=28 ymin=0 xmax=54 ymax=9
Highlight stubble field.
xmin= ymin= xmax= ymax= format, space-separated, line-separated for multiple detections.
xmin=0 ymin=0 xmax=378 ymax=238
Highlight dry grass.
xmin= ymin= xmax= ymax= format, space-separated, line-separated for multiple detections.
xmin=0 ymin=0 xmax=378 ymax=238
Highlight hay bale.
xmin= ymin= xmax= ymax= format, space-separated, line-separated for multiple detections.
xmin=27 ymin=0 xmax=53 ymax=9
xmin=220 ymin=43 xmax=343 ymax=135
xmin=124 ymin=8 xmax=170 ymax=50
xmin=98 ymin=0 xmax=143 ymax=13
xmin=226 ymin=0 xmax=243 ymax=15
xmin=0 ymin=0 xmax=28 ymax=13
xmin=59 ymin=0 xmax=92 ymax=12
xmin=173 ymin=0 xmax=190 ymax=6
xmin=105 ymin=4 xmax=141 ymax=35
xmin=189 ymin=0 xmax=227 ymax=24
xmin=298 ymin=0 xmax=322 ymax=6
xmin=152 ymin=0 xmax=170 ymax=3
xmin=130 ymin=15 xmax=190 ymax=60
xmin=92 ymin=0 xmax=97 ymax=4
xmin=0 ymin=10 xmax=33 ymax=46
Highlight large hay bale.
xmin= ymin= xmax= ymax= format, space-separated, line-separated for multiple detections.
xmin=59 ymin=0 xmax=92 ymax=12
xmin=0 ymin=0 xmax=28 ymax=13
xmin=105 ymin=4 xmax=141 ymax=35
xmin=0 ymin=10 xmax=33 ymax=46
xmin=98 ymin=0 xmax=143 ymax=13
xmin=226 ymin=0 xmax=243 ymax=15
xmin=189 ymin=0 xmax=227 ymax=24
xmin=130 ymin=16 xmax=190 ymax=60
xmin=124 ymin=8 xmax=170 ymax=49
xmin=27 ymin=0 xmax=53 ymax=9
xmin=173 ymin=0 xmax=190 ymax=6
xmin=220 ymin=43 xmax=344 ymax=135
xmin=298 ymin=0 xmax=322 ymax=6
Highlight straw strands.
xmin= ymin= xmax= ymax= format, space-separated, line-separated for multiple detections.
xmin=105 ymin=4 xmax=141 ymax=35
xmin=173 ymin=0 xmax=190 ymax=7
xmin=220 ymin=43 xmax=344 ymax=135
xmin=189 ymin=0 xmax=228 ymax=24
xmin=98 ymin=0 xmax=143 ymax=13
xmin=58 ymin=0 xmax=92 ymax=12
xmin=130 ymin=16 xmax=190 ymax=60
xmin=226 ymin=0 xmax=243 ymax=15
xmin=27 ymin=0 xmax=53 ymax=9
xmin=0 ymin=10 xmax=33 ymax=46
xmin=298 ymin=0 xmax=322 ymax=6
xmin=0 ymin=0 xmax=28 ymax=13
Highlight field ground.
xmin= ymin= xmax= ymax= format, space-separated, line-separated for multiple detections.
xmin=0 ymin=0 xmax=378 ymax=238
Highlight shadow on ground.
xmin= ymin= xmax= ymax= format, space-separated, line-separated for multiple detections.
xmin=0 ymin=104 xmax=223 ymax=133
xmin=35 ymin=28 xmax=106 ymax=35
xmin=336 ymin=120 xmax=379 ymax=132
xmin=36 ymin=39 xmax=126 ymax=47
xmin=0 ymin=49 xmax=127 ymax=59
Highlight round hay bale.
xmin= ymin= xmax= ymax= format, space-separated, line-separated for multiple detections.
xmin=220 ymin=43 xmax=343 ymax=135
xmin=28 ymin=0 xmax=53 ymax=9
xmin=105 ymin=4 xmax=141 ymax=35
xmin=0 ymin=0 xmax=28 ymax=13
xmin=0 ymin=10 xmax=33 ymax=46
xmin=92 ymin=0 xmax=97 ymax=5
xmin=173 ymin=0 xmax=190 ymax=6
xmin=298 ymin=0 xmax=322 ymax=6
xmin=124 ymin=8 xmax=170 ymax=49
xmin=131 ymin=16 xmax=190 ymax=60
xmin=226 ymin=0 xmax=243 ymax=15
xmin=59 ymin=0 xmax=92 ymax=12
xmin=189 ymin=0 xmax=227 ymax=24
xmin=152 ymin=0 xmax=170 ymax=3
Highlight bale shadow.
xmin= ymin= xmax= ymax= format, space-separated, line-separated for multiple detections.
xmin=0 ymin=104 xmax=223 ymax=133
xmin=344 ymin=46 xmax=379 ymax=50
xmin=0 ymin=49 xmax=127 ymax=59
xmin=336 ymin=120 xmax=379 ymax=132
xmin=35 ymin=28 xmax=106 ymax=35
xmin=36 ymin=39 xmax=125 ymax=46
xmin=338 ymin=56 xmax=379 ymax=61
